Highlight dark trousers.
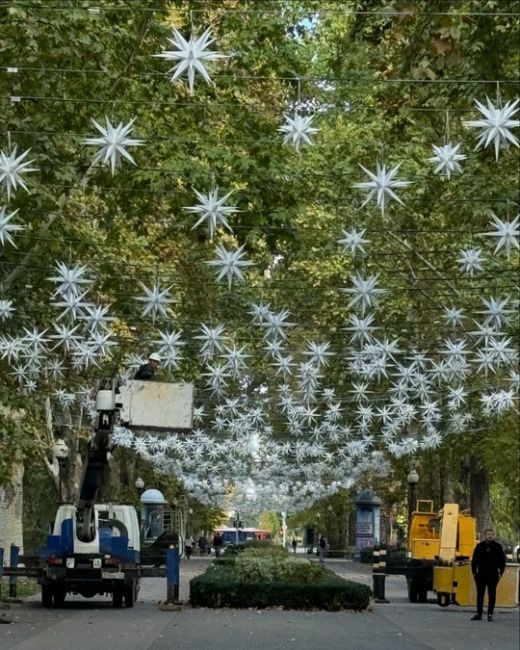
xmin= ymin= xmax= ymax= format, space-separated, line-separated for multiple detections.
xmin=475 ymin=574 xmax=499 ymax=616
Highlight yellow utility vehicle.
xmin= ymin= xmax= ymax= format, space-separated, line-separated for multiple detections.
xmin=406 ymin=501 xmax=477 ymax=605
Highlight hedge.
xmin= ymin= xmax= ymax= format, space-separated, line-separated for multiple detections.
xmin=190 ymin=563 xmax=371 ymax=610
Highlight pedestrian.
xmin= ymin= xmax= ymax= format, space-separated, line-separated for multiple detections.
xmin=319 ymin=535 xmax=326 ymax=563
xmin=213 ymin=532 xmax=223 ymax=558
xmin=134 ymin=352 xmax=161 ymax=380
xmin=185 ymin=535 xmax=194 ymax=559
xmin=470 ymin=528 xmax=506 ymax=622
xmin=197 ymin=535 xmax=207 ymax=556
xmin=291 ymin=538 xmax=297 ymax=554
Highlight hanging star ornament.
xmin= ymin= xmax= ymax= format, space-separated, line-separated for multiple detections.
xmin=48 ymin=261 xmax=91 ymax=297
xmin=0 ymin=299 xmax=15 ymax=321
xmin=206 ymin=244 xmax=253 ymax=289
xmin=352 ymin=161 xmax=411 ymax=216
xmin=185 ymin=187 xmax=238 ymax=239
xmin=0 ymin=145 xmax=36 ymax=200
xmin=457 ymin=248 xmax=485 ymax=275
xmin=0 ymin=207 xmax=25 ymax=247
xmin=484 ymin=213 xmax=519 ymax=259
xmin=464 ymin=96 xmax=519 ymax=161
xmin=84 ymin=117 xmax=143 ymax=175
xmin=428 ymin=142 xmax=466 ymax=179
xmin=278 ymin=112 xmax=320 ymax=152
xmin=136 ymin=283 xmax=174 ymax=323
xmin=337 ymin=227 xmax=369 ymax=256
xmin=155 ymin=27 xmax=226 ymax=94
xmin=344 ymin=273 xmax=386 ymax=313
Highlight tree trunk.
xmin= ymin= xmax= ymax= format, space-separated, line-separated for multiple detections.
xmin=0 ymin=451 xmax=24 ymax=553
xmin=469 ymin=454 xmax=491 ymax=537
xmin=439 ymin=453 xmax=455 ymax=505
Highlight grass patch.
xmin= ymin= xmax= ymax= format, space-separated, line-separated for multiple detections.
xmin=0 ymin=577 xmax=39 ymax=600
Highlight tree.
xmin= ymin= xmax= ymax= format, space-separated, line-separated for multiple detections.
xmin=0 ymin=1 xmax=517 ymax=539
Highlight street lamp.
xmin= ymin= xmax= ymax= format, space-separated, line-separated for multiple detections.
xmin=327 ymin=504 xmax=333 ymax=547
xmin=316 ymin=512 xmax=321 ymax=547
xmin=52 ymin=439 xmax=69 ymax=502
xmin=407 ymin=467 xmax=419 ymax=523
xmin=188 ymin=507 xmax=194 ymax=535
xmin=135 ymin=476 xmax=145 ymax=495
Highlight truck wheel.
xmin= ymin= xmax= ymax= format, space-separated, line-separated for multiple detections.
xmin=418 ymin=587 xmax=428 ymax=603
xmin=41 ymin=586 xmax=54 ymax=608
xmin=53 ymin=588 xmax=66 ymax=607
xmin=437 ymin=593 xmax=450 ymax=607
xmin=112 ymin=587 xmax=123 ymax=608
xmin=407 ymin=579 xmax=419 ymax=603
xmin=124 ymin=584 xmax=135 ymax=608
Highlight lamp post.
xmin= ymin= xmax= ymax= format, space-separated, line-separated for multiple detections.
xmin=327 ymin=504 xmax=333 ymax=548
xmin=135 ymin=476 xmax=145 ymax=496
xmin=316 ymin=512 xmax=321 ymax=548
xmin=134 ymin=477 xmax=145 ymax=539
xmin=52 ymin=439 xmax=69 ymax=502
xmin=188 ymin=507 xmax=194 ymax=536
xmin=407 ymin=467 xmax=419 ymax=523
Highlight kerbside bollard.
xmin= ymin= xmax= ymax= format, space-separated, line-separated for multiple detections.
xmin=165 ymin=546 xmax=180 ymax=604
xmin=9 ymin=545 xmax=19 ymax=599
xmin=372 ymin=547 xmax=389 ymax=603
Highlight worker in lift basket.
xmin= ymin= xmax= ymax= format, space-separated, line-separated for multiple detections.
xmin=134 ymin=352 xmax=161 ymax=380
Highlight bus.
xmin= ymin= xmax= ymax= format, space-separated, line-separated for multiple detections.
xmin=214 ymin=527 xmax=273 ymax=545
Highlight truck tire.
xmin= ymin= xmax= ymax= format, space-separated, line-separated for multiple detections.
xmin=53 ymin=588 xmax=66 ymax=607
xmin=437 ymin=592 xmax=450 ymax=607
xmin=112 ymin=587 xmax=123 ymax=608
xmin=124 ymin=584 xmax=135 ymax=608
xmin=41 ymin=586 xmax=53 ymax=608
xmin=407 ymin=579 xmax=419 ymax=603
xmin=418 ymin=587 xmax=428 ymax=603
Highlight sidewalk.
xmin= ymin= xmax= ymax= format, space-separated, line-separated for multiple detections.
xmin=1 ymin=557 xmax=518 ymax=650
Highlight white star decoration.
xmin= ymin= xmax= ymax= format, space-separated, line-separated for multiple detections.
xmin=458 ymin=248 xmax=485 ymax=275
xmin=464 ymin=97 xmax=519 ymax=161
xmin=337 ymin=227 xmax=369 ymax=256
xmin=155 ymin=27 xmax=226 ymax=94
xmin=0 ymin=299 xmax=15 ymax=321
xmin=0 ymin=145 xmax=36 ymax=200
xmin=352 ymin=161 xmax=411 ymax=216
xmin=0 ymin=207 xmax=24 ymax=247
xmin=84 ymin=117 xmax=143 ymax=175
xmin=206 ymin=244 xmax=253 ymax=289
xmin=278 ymin=112 xmax=320 ymax=152
xmin=136 ymin=283 xmax=174 ymax=323
xmin=344 ymin=274 xmax=386 ymax=313
xmin=485 ymin=213 xmax=519 ymax=259
xmin=185 ymin=187 xmax=238 ymax=239
xmin=428 ymin=142 xmax=466 ymax=179
xmin=48 ymin=262 xmax=91 ymax=297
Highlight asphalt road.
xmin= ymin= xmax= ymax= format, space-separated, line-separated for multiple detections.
xmin=1 ymin=558 xmax=518 ymax=650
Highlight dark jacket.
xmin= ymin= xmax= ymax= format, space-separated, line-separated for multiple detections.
xmin=134 ymin=363 xmax=155 ymax=380
xmin=471 ymin=539 xmax=506 ymax=579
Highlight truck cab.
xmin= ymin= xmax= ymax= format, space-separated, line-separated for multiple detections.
xmin=40 ymin=503 xmax=141 ymax=607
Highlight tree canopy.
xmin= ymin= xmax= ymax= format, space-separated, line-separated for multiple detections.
xmin=0 ymin=0 xmax=518 ymax=534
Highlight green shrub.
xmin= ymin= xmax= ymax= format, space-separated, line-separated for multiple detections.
xmin=190 ymin=552 xmax=372 ymax=610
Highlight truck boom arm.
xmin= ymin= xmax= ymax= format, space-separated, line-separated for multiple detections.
xmin=76 ymin=390 xmax=115 ymax=542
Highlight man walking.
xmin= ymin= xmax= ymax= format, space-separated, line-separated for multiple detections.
xmin=318 ymin=535 xmax=326 ymax=563
xmin=471 ymin=528 xmax=506 ymax=621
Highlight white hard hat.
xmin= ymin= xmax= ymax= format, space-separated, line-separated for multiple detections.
xmin=148 ymin=352 xmax=161 ymax=362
